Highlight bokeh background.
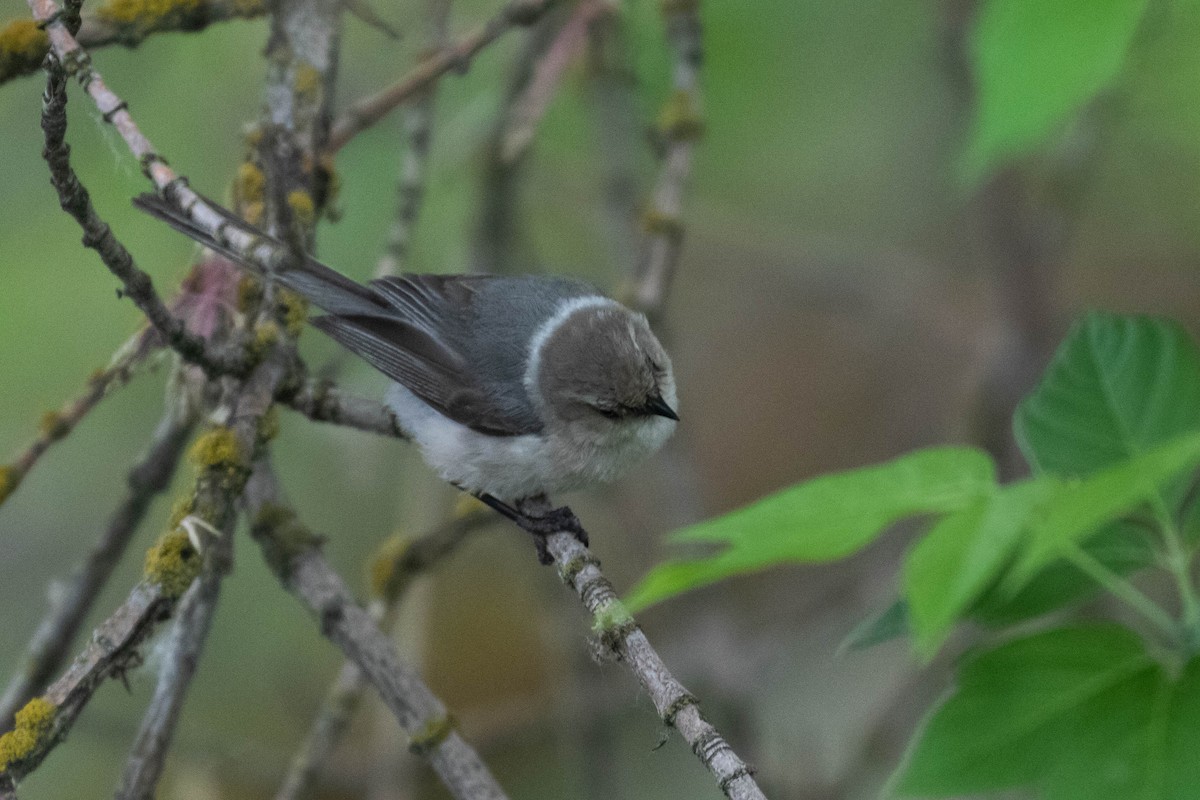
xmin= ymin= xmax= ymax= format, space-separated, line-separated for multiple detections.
xmin=3 ymin=0 xmax=1200 ymax=797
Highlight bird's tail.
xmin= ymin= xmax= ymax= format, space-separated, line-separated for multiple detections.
xmin=132 ymin=192 xmax=383 ymax=317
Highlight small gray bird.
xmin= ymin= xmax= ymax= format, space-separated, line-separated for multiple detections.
xmin=134 ymin=193 xmax=678 ymax=561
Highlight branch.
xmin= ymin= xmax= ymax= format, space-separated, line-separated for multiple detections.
xmin=326 ymin=0 xmax=564 ymax=153
xmin=243 ymin=465 xmax=509 ymax=800
xmin=0 ymin=398 xmax=195 ymax=729
xmin=0 ymin=573 xmax=198 ymax=782
xmin=275 ymin=511 xmax=490 ymax=800
xmin=279 ymin=378 xmax=407 ymax=439
xmin=39 ymin=63 xmax=246 ymax=378
xmin=628 ymin=0 xmax=704 ymax=320
xmin=0 ymin=328 xmax=159 ymax=511
xmin=531 ymin=499 xmax=766 ymax=800
xmin=0 ymin=0 xmax=268 ymax=86
xmin=114 ymin=519 xmax=233 ymax=800
xmin=373 ymin=0 xmax=451 ymax=278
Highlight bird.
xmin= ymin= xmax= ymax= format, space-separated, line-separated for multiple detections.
xmin=133 ymin=192 xmax=679 ymax=562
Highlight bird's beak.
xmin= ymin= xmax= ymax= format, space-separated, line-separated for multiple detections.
xmin=642 ymin=395 xmax=680 ymax=421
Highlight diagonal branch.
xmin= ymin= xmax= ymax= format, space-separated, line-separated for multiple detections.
xmin=243 ymin=464 xmax=509 ymax=800
xmin=326 ymin=0 xmax=564 ymax=153
xmin=0 ymin=396 xmax=195 ymax=729
xmin=274 ymin=510 xmax=490 ymax=800
xmin=628 ymin=0 xmax=704 ymax=320
xmin=39 ymin=63 xmax=246 ymax=378
xmin=0 ymin=328 xmax=159 ymax=512
xmin=114 ymin=520 xmax=233 ymax=800
xmin=529 ymin=498 xmax=767 ymax=800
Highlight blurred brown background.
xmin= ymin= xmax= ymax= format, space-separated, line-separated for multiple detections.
xmin=3 ymin=0 xmax=1200 ymax=797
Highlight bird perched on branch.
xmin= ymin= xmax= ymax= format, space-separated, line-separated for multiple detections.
xmin=134 ymin=192 xmax=678 ymax=562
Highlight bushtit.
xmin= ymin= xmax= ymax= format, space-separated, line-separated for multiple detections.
xmin=134 ymin=193 xmax=678 ymax=561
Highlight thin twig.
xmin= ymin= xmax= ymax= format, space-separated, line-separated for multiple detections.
xmin=38 ymin=63 xmax=245 ymax=378
xmin=0 ymin=328 xmax=159 ymax=511
xmin=243 ymin=465 xmax=510 ymax=800
xmin=373 ymin=0 xmax=452 ymax=278
xmin=114 ymin=520 xmax=234 ymax=800
xmin=275 ymin=511 xmax=490 ymax=800
xmin=0 ymin=399 xmax=195 ymax=729
xmin=529 ymin=499 xmax=766 ymax=800
xmin=585 ymin=5 xmax=642 ymax=274
xmin=472 ymin=6 xmax=567 ymax=272
xmin=279 ymin=378 xmax=407 ymax=439
xmin=629 ymin=1 xmax=703 ymax=319
xmin=326 ymin=0 xmax=564 ymax=153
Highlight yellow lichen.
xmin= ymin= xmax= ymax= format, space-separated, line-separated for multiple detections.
xmin=278 ymin=288 xmax=309 ymax=337
xmin=144 ymin=530 xmax=201 ymax=598
xmin=232 ymin=0 xmax=265 ymax=16
xmin=451 ymin=493 xmax=485 ymax=520
xmin=0 ymin=465 xmax=21 ymax=507
xmin=656 ymin=89 xmax=704 ymax=141
xmin=252 ymin=320 xmax=281 ymax=355
xmin=95 ymin=0 xmax=203 ymax=32
xmin=293 ymin=63 xmax=321 ymax=98
xmin=237 ymin=275 xmax=263 ymax=312
xmin=367 ymin=534 xmax=411 ymax=600
xmin=0 ymin=697 xmax=56 ymax=772
xmin=407 ymin=713 xmax=454 ymax=755
xmin=287 ymin=190 xmax=315 ymax=229
xmin=38 ymin=410 xmax=69 ymax=441
xmin=641 ymin=209 xmax=685 ymax=239
xmin=188 ymin=427 xmax=245 ymax=472
xmin=242 ymin=200 xmax=264 ymax=226
xmin=258 ymin=406 xmax=280 ymax=444
xmin=234 ymin=161 xmax=265 ymax=205
xmin=0 ymin=19 xmax=49 ymax=83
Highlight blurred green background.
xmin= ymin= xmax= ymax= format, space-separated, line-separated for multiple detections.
xmin=3 ymin=0 xmax=1200 ymax=797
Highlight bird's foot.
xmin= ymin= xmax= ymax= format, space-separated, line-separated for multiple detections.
xmin=473 ymin=493 xmax=588 ymax=565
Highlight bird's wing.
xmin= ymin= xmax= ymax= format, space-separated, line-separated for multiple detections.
xmin=311 ymin=305 xmax=543 ymax=438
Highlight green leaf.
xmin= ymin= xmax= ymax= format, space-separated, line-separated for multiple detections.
xmin=893 ymin=624 xmax=1198 ymax=800
xmin=964 ymin=0 xmax=1148 ymax=181
xmin=1005 ymin=432 xmax=1200 ymax=590
xmin=972 ymin=521 xmax=1155 ymax=626
xmin=840 ymin=599 xmax=909 ymax=654
xmin=624 ymin=447 xmax=996 ymax=612
xmin=1016 ymin=312 xmax=1200 ymax=479
xmin=903 ymin=478 xmax=1057 ymax=658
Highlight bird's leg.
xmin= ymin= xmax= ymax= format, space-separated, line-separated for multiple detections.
xmin=473 ymin=492 xmax=588 ymax=565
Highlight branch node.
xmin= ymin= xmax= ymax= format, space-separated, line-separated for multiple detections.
xmin=557 ymin=553 xmax=600 ymax=588
xmin=406 ymin=713 xmax=455 ymax=755
xmin=662 ymin=692 xmax=699 ymax=726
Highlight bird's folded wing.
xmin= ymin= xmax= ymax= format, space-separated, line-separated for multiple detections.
xmin=311 ymin=313 xmax=541 ymax=437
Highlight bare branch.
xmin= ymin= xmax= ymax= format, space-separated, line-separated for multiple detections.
xmin=0 ymin=578 xmax=190 ymax=783
xmin=114 ymin=521 xmax=233 ymax=800
xmin=279 ymin=378 xmax=407 ymax=439
xmin=0 ymin=399 xmax=195 ymax=729
xmin=243 ymin=466 xmax=509 ymax=800
xmin=39 ymin=63 xmax=246 ymax=378
xmin=472 ymin=7 xmax=567 ymax=272
xmin=373 ymin=0 xmax=452 ymax=278
xmin=0 ymin=329 xmax=159 ymax=512
xmin=528 ymin=498 xmax=766 ymax=800
xmin=275 ymin=511 xmax=490 ymax=800
xmin=628 ymin=1 xmax=704 ymax=319
xmin=327 ymin=0 xmax=564 ymax=153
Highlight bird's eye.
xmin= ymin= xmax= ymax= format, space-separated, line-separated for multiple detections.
xmin=593 ymin=405 xmax=623 ymax=420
